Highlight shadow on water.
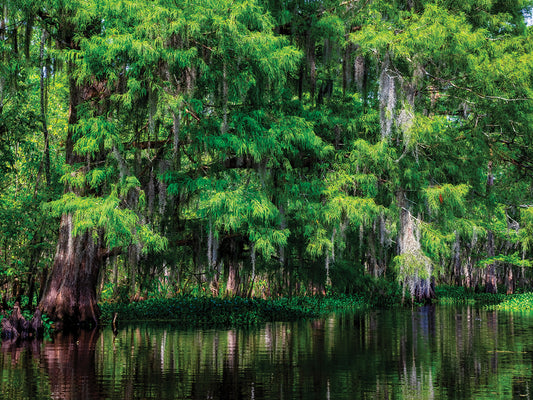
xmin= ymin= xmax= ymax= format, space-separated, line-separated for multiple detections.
xmin=1 ymin=306 xmax=533 ymax=399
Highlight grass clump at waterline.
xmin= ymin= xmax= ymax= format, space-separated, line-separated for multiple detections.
xmin=99 ymin=294 xmax=371 ymax=328
xmin=435 ymin=285 xmax=509 ymax=306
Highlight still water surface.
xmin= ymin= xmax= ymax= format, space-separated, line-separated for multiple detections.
xmin=1 ymin=305 xmax=533 ymax=399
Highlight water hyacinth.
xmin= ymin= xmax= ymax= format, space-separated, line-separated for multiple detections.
xmin=99 ymin=295 xmax=371 ymax=328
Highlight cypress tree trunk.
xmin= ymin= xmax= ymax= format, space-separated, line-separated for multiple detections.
xmin=505 ymin=266 xmax=514 ymax=295
xmin=223 ymin=236 xmax=242 ymax=296
xmin=225 ymin=261 xmax=242 ymax=297
xmin=39 ymin=74 xmax=104 ymax=327
xmin=39 ymin=214 xmax=102 ymax=326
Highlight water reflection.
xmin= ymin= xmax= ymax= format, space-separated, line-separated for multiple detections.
xmin=43 ymin=330 xmax=102 ymax=399
xmin=1 ymin=306 xmax=533 ymax=399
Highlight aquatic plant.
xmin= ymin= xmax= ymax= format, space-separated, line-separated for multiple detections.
xmin=435 ymin=285 xmax=507 ymax=305
xmin=99 ymin=295 xmax=371 ymax=328
xmin=491 ymin=293 xmax=533 ymax=312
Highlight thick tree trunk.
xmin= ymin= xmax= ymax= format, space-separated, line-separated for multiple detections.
xmin=39 ymin=213 xmax=102 ymax=327
xmin=225 ymin=261 xmax=241 ymax=297
xmin=222 ymin=236 xmax=243 ymax=297
xmin=38 ymin=67 xmax=106 ymax=326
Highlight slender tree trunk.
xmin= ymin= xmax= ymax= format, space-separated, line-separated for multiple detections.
xmin=506 ymin=266 xmax=514 ymax=294
xmin=485 ymin=229 xmax=497 ymax=293
xmin=453 ymin=231 xmax=462 ymax=285
xmin=485 ymin=161 xmax=497 ymax=294
xmin=40 ymin=28 xmax=51 ymax=185
xmin=304 ymin=30 xmax=316 ymax=103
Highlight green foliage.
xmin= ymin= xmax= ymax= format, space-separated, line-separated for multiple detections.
xmin=520 ymin=207 xmax=533 ymax=251
xmin=100 ymin=296 xmax=320 ymax=327
xmin=98 ymin=281 xmax=408 ymax=328
xmin=478 ymin=253 xmax=533 ymax=268
xmin=1 ymin=0 xmax=533 ymax=313
xmin=435 ymin=285 xmax=508 ymax=305
xmin=425 ymin=184 xmax=470 ymax=218
xmin=393 ymin=252 xmax=433 ymax=281
xmin=44 ymin=191 xmax=166 ymax=252
xmin=493 ymin=292 xmax=533 ymax=311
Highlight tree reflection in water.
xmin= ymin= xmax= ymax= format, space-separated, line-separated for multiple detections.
xmin=42 ymin=329 xmax=103 ymax=399
xmin=0 ymin=307 xmax=533 ymax=399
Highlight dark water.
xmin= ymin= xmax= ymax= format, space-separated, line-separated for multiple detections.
xmin=2 ymin=306 xmax=533 ymax=399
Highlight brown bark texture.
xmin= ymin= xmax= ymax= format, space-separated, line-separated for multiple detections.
xmin=39 ymin=213 xmax=102 ymax=327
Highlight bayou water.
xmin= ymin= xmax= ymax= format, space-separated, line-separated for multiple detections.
xmin=1 ymin=305 xmax=533 ymax=399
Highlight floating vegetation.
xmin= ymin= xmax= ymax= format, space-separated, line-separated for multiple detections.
xmin=490 ymin=293 xmax=533 ymax=312
xmin=99 ymin=295 xmax=371 ymax=328
xmin=435 ymin=285 xmax=508 ymax=306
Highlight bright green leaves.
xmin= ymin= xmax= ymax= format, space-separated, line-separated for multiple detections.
xmin=4 ymin=0 xmax=532 ymax=300
xmin=198 ymin=174 xmax=288 ymax=260
xmin=478 ymin=253 xmax=532 ymax=268
xmin=305 ymin=225 xmax=331 ymax=259
xmin=520 ymin=207 xmax=533 ymax=251
xmin=45 ymin=183 xmax=166 ymax=253
xmin=393 ymin=252 xmax=433 ymax=281
xmin=323 ymin=194 xmax=382 ymax=228
xmin=73 ymin=117 xmax=118 ymax=157
xmin=419 ymin=220 xmax=454 ymax=263
xmin=425 ymin=184 xmax=470 ymax=218
xmin=266 ymin=116 xmax=333 ymax=163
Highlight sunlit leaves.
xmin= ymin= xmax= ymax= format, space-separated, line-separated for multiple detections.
xmin=73 ymin=117 xmax=118 ymax=157
xmin=425 ymin=184 xmax=470 ymax=218
xmin=44 ymin=190 xmax=166 ymax=252
xmin=520 ymin=207 xmax=533 ymax=251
